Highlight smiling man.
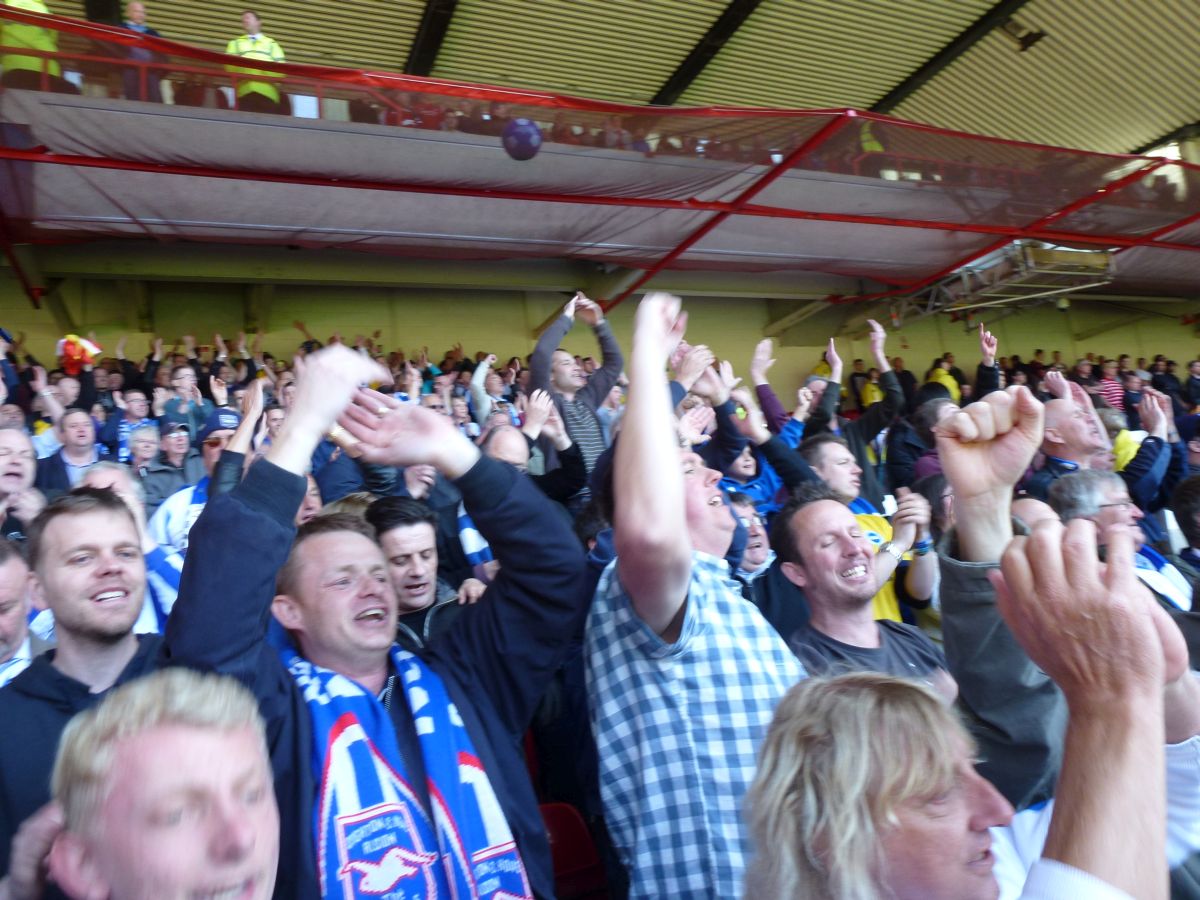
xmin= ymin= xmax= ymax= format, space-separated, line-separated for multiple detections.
xmin=799 ymin=432 xmax=937 ymax=623
xmin=0 ymin=487 xmax=159 ymax=886
xmin=48 ymin=669 xmax=279 ymax=900
xmin=585 ymin=293 xmax=803 ymax=898
xmin=770 ymin=482 xmax=952 ymax=694
xmin=169 ymin=345 xmax=588 ymax=899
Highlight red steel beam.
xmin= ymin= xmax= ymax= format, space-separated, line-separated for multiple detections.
xmin=599 ymin=112 xmax=856 ymax=311
xmin=5 ymin=145 xmax=1200 ymax=303
xmin=1115 ymin=206 xmax=1200 ymax=252
xmin=734 ymin=203 xmax=1200 ymax=252
xmin=832 ymin=157 xmax=1172 ymax=304
xmin=4 ymin=146 xmax=1198 ymax=254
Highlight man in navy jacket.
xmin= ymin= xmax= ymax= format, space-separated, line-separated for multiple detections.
xmin=168 ymin=347 xmax=588 ymax=899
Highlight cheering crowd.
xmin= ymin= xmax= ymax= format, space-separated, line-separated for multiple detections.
xmin=0 ymin=293 xmax=1196 ymax=900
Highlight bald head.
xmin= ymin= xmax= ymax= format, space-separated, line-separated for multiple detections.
xmin=482 ymin=425 xmax=529 ymax=472
xmin=1042 ymin=398 xmax=1105 ymax=463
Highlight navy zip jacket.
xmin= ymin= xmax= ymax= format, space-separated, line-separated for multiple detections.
xmin=0 ymin=636 xmax=164 ymax=896
xmin=165 ymin=454 xmax=588 ymax=900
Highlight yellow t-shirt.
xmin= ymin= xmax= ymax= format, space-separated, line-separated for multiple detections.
xmin=855 ymin=511 xmax=906 ymax=622
xmin=861 ymin=381 xmax=885 ymax=409
xmin=1112 ymin=429 xmax=1139 ymax=473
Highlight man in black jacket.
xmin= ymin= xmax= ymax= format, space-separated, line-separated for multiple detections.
xmin=364 ymin=497 xmax=474 ymax=653
xmin=169 ymin=346 xmax=588 ymax=899
xmin=0 ymin=488 xmax=156 ymax=897
xmin=34 ymin=410 xmax=106 ymax=501
xmin=1186 ymin=359 xmax=1200 ymax=411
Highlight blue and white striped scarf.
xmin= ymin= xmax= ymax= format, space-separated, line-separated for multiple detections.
xmin=457 ymin=502 xmax=494 ymax=567
xmin=284 ymin=645 xmax=532 ymax=899
xmin=1136 ymin=546 xmax=1194 ymax=612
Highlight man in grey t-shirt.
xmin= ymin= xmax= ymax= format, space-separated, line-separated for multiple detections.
xmin=771 ymin=481 xmax=955 ymax=699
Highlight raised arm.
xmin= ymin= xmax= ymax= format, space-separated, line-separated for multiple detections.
xmin=976 ymin=323 xmax=1001 ymax=398
xmin=994 ymin=519 xmax=1184 ymax=898
xmin=469 ymin=353 xmax=495 ymax=425
xmin=575 ymin=295 xmax=624 ymax=407
xmin=806 ymin=338 xmax=843 ymax=435
xmin=337 ymin=386 xmax=587 ymax=733
xmin=529 ymin=295 xmax=577 ymax=394
xmin=165 ymin=347 xmax=388 ymax=678
xmin=847 ymin=320 xmax=903 ymax=443
xmin=693 ymin=360 xmax=749 ymax=473
xmin=750 ymin=339 xmax=789 ymax=433
xmin=935 ymin=387 xmax=1064 ymax=807
xmin=528 ymin=400 xmax=586 ymax=501
xmin=209 ymin=379 xmax=264 ymax=500
xmin=613 ymin=293 xmax=693 ymax=636
xmin=939 ymin=387 xmax=1045 ymax=562
xmin=30 ymin=367 xmax=64 ymax=428
xmin=73 ymin=364 xmax=97 ymax=413
xmin=731 ymin=386 xmax=819 ymax=489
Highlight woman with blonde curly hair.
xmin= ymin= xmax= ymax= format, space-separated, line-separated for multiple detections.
xmin=744 ymin=673 xmax=1008 ymax=900
xmin=745 ymin=519 xmax=1200 ymax=900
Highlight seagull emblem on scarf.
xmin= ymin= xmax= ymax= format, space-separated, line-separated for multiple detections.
xmin=340 ymin=846 xmax=438 ymax=893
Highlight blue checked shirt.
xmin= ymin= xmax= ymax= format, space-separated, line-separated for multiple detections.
xmin=586 ymin=551 xmax=805 ymax=899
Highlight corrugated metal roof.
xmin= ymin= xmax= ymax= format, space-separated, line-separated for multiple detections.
xmin=431 ymin=0 xmax=729 ymax=103
xmin=48 ymin=0 xmax=425 ymax=71
xmin=890 ymin=0 xmax=1200 ymax=152
xmin=676 ymin=0 xmax=996 ymax=109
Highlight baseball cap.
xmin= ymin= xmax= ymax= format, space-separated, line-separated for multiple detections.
xmin=162 ymin=422 xmax=189 ymax=437
xmin=197 ymin=408 xmax=242 ymax=443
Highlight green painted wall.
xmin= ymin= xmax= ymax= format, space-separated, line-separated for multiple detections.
xmin=0 ymin=273 xmax=1195 ymax=399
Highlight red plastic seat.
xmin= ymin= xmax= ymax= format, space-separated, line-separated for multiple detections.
xmin=539 ymin=802 xmax=609 ymax=899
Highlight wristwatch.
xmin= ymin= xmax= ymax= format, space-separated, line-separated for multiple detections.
xmin=877 ymin=541 xmax=904 ymax=563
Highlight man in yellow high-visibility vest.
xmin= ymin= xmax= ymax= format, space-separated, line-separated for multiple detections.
xmin=224 ymin=9 xmax=286 ymax=114
xmin=1 ymin=0 xmax=77 ymax=93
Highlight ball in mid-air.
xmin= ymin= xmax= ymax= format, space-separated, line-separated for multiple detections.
xmin=502 ymin=117 xmax=543 ymax=161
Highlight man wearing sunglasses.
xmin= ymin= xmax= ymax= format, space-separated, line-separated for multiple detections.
xmin=147 ymin=408 xmax=240 ymax=555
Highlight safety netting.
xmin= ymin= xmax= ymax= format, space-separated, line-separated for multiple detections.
xmin=2 ymin=4 xmax=1199 ymax=308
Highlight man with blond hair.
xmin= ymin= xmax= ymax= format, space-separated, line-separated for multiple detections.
xmin=46 ymin=668 xmax=279 ymax=900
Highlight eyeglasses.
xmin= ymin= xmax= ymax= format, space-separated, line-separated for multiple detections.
xmin=737 ymin=515 xmax=765 ymax=529
xmin=203 ymin=436 xmax=230 ymax=449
